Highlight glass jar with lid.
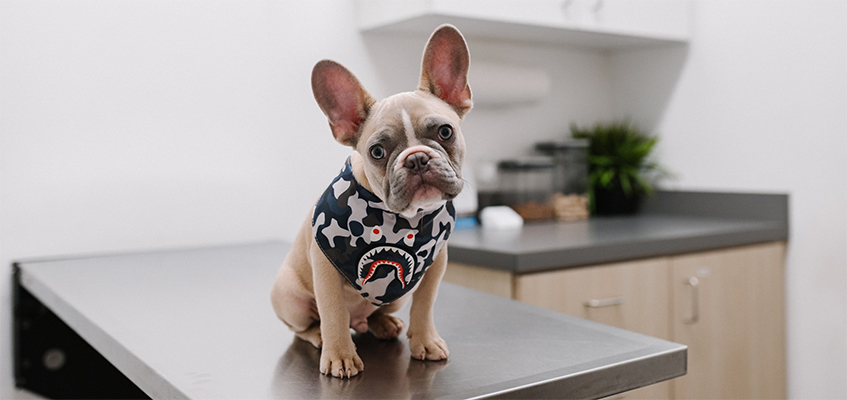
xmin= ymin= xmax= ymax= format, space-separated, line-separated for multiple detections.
xmin=497 ymin=157 xmax=556 ymax=222
xmin=535 ymin=139 xmax=590 ymax=220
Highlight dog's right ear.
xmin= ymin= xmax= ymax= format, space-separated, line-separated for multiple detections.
xmin=312 ymin=60 xmax=376 ymax=147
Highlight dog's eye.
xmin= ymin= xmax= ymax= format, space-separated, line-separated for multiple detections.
xmin=437 ymin=125 xmax=453 ymax=141
xmin=369 ymin=145 xmax=386 ymax=160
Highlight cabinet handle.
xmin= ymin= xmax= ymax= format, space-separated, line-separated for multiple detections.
xmin=684 ymin=276 xmax=700 ymax=324
xmin=584 ymin=296 xmax=624 ymax=308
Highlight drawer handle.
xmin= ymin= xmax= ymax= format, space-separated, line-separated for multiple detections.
xmin=684 ymin=276 xmax=700 ymax=324
xmin=584 ymin=296 xmax=624 ymax=308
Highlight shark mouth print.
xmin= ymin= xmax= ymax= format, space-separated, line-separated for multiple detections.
xmin=311 ymin=158 xmax=457 ymax=305
xmin=356 ymin=246 xmax=416 ymax=290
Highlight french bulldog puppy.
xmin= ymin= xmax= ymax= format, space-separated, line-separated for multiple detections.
xmin=270 ymin=24 xmax=472 ymax=379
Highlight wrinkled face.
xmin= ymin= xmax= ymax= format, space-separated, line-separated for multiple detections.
xmin=311 ymin=25 xmax=473 ymax=216
xmin=356 ymin=91 xmax=465 ymax=215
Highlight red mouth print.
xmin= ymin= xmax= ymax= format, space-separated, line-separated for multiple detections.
xmin=362 ymin=260 xmax=405 ymax=288
xmin=356 ymin=245 xmax=416 ymax=289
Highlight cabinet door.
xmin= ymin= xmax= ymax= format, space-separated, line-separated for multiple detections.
xmin=444 ymin=262 xmax=514 ymax=299
xmin=670 ymin=242 xmax=786 ymax=399
xmin=514 ymin=257 xmax=672 ymax=399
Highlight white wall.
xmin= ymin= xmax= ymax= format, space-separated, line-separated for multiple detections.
xmin=361 ymin=33 xmax=613 ymax=165
xmin=611 ymin=1 xmax=847 ymax=398
xmin=3 ymin=1 xmax=845 ymax=399
xmin=0 ymin=1 xmax=611 ymax=397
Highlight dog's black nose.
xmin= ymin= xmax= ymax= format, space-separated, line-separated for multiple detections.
xmin=404 ymin=151 xmax=430 ymax=172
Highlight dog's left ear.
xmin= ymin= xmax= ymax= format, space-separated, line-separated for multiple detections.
xmin=418 ymin=24 xmax=473 ymax=117
xmin=312 ymin=60 xmax=376 ymax=147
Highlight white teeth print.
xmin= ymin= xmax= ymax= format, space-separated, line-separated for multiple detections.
xmin=356 ymin=246 xmax=416 ymax=284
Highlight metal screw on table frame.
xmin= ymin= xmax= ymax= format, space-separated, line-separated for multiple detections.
xmin=13 ymin=264 xmax=150 ymax=400
xmin=43 ymin=348 xmax=67 ymax=371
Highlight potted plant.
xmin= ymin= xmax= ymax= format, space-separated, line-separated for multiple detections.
xmin=571 ymin=120 xmax=662 ymax=215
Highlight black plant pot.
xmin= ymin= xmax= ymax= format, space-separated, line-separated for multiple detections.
xmin=593 ymin=184 xmax=643 ymax=215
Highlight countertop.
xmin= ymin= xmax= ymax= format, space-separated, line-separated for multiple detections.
xmin=449 ymin=190 xmax=789 ymax=273
xmin=15 ymin=242 xmax=686 ymax=399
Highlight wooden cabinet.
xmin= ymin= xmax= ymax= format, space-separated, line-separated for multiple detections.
xmin=514 ymin=257 xmax=673 ymax=400
xmin=445 ymin=241 xmax=787 ymax=399
xmin=670 ymin=243 xmax=786 ymax=399
xmin=514 ymin=257 xmax=671 ymax=340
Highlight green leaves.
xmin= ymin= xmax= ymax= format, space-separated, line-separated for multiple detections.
xmin=571 ymin=120 xmax=661 ymax=199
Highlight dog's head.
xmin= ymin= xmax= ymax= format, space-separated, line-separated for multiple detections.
xmin=311 ymin=24 xmax=472 ymax=216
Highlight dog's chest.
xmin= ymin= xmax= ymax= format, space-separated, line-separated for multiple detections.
xmin=312 ymin=159 xmax=455 ymax=306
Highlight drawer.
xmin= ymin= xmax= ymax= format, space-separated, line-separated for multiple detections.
xmin=514 ymin=257 xmax=672 ymax=340
xmin=514 ymin=257 xmax=673 ymax=400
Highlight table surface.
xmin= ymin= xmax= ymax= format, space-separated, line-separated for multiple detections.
xmin=18 ymin=242 xmax=686 ymax=399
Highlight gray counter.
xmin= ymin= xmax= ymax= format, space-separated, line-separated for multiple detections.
xmin=14 ymin=242 xmax=686 ymax=399
xmin=450 ymin=191 xmax=789 ymax=272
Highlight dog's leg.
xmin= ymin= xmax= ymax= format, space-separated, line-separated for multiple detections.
xmin=271 ymin=265 xmax=323 ymax=348
xmin=311 ymin=245 xmax=364 ymax=378
xmin=271 ymin=218 xmax=324 ymax=348
xmin=407 ymin=246 xmax=449 ymax=360
xmin=271 ymin=285 xmax=322 ymax=348
xmin=294 ymin=323 xmax=323 ymax=348
xmin=367 ymin=298 xmax=408 ymax=340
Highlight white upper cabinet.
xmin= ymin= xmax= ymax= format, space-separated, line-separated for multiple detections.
xmin=357 ymin=0 xmax=691 ymax=49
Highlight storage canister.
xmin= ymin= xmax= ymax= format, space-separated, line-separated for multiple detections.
xmin=535 ymin=139 xmax=590 ymax=221
xmin=497 ymin=157 xmax=556 ymax=222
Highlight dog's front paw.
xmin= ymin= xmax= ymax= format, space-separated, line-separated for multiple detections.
xmin=320 ymin=344 xmax=364 ymax=378
xmin=407 ymin=328 xmax=449 ymax=361
xmin=368 ymin=313 xmax=406 ymax=340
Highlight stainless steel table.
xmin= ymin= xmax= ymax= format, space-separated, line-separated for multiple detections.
xmin=13 ymin=242 xmax=686 ymax=399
